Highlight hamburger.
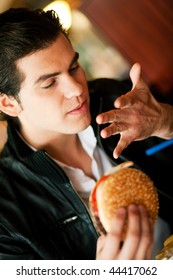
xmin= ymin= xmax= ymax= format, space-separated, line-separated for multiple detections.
xmin=89 ymin=161 xmax=159 ymax=236
xmin=155 ymin=234 xmax=173 ymax=260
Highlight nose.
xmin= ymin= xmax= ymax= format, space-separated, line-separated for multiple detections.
xmin=62 ymin=75 xmax=82 ymax=99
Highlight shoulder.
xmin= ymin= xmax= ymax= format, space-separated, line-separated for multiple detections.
xmin=89 ymin=78 xmax=132 ymax=118
xmin=88 ymin=77 xmax=132 ymax=99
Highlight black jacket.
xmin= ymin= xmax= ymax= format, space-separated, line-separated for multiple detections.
xmin=0 ymin=78 xmax=173 ymax=260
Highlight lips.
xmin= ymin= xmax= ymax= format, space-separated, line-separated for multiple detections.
xmin=72 ymin=103 xmax=83 ymax=111
xmin=67 ymin=101 xmax=86 ymax=114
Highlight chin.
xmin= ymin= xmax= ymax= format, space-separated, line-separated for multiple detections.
xmin=78 ymin=112 xmax=91 ymax=127
xmin=77 ymin=119 xmax=91 ymax=133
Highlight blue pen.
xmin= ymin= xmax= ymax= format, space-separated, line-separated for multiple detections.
xmin=145 ymin=138 xmax=173 ymax=156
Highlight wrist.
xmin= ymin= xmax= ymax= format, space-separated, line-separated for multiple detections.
xmin=155 ymin=103 xmax=173 ymax=139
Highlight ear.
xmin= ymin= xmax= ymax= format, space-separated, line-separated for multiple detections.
xmin=0 ymin=93 xmax=22 ymax=116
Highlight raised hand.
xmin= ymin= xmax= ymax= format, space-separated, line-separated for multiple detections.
xmin=96 ymin=63 xmax=171 ymax=158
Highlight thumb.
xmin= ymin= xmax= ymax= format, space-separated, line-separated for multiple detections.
xmin=129 ymin=63 xmax=141 ymax=90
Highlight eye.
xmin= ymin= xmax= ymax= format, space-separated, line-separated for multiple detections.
xmin=42 ymin=80 xmax=56 ymax=89
xmin=69 ymin=64 xmax=79 ymax=73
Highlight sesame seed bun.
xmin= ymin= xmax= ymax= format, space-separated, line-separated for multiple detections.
xmin=89 ymin=161 xmax=159 ymax=236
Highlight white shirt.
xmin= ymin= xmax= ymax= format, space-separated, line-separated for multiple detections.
xmin=53 ymin=125 xmax=113 ymax=204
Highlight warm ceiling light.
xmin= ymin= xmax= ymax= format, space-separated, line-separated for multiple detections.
xmin=44 ymin=1 xmax=72 ymax=30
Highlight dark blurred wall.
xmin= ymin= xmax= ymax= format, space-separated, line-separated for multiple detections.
xmin=79 ymin=0 xmax=173 ymax=102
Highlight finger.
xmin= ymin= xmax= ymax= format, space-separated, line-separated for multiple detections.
xmin=146 ymin=223 xmax=154 ymax=260
xmin=100 ymin=120 xmax=130 ymax=138
xmin=114 ymin=63 xmax=142 ymax=108
xmin=145 ymin=220 xmax=154 ymax=259
xmin=102 ymin=208 xmax=127 ymax=259
xmin=135 ymin=205 xmax=154 ymax=259
xmin=100 ymin=127 xmax=136 ymax=159
xmin=113 ymin=146 xmax=122 ymax=159
xmin=129 ymin=63 xmax=141 ymax=90
xmin=118 ymin=204 xmax=141 ymax=260
xmin=96 ymin=207 xmax=127 ymax=260
xmin=96 ymin=234 xmax=106 ymax=257
xmin=100 ymin=123 xmax=119 ymax=138
xmin=113 ymin=136 xmax=130 ymax=159
xmin=96 ymin=110 xmax=118 ymax=125
xmin=114 ymin=94 xmax=132 ymax=108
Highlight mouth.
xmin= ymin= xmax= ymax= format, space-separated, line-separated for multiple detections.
xmin=67 ymin=101 xmax=88 ymax=114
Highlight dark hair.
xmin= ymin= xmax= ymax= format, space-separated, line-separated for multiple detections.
xmin=0 ymin=7 xmax=67 ymax=100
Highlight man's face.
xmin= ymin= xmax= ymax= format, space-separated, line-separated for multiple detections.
xmin=16 ymin=34 xmax=91 ymax=136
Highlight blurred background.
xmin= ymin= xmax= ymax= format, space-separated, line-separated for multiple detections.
xmin=0 ymin=0 xmax=173 ymax=101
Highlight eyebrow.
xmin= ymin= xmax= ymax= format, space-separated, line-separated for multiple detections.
xmin=34 ymin=52 xmax=79 ymax=85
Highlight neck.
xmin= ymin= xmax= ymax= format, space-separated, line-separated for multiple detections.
xmin=19 ymin=124 xmax=93 ymax=177
xmin=20 ymin=126 xmax=79 ymax=161
xmin=46 ymin=133 xmax=82 ymax=164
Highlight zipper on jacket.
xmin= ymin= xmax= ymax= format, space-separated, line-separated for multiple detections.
xmin=44 ymin=151 xmax=98 ymax=235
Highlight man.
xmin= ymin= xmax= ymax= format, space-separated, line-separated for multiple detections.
xmin=0 ymin=7 xmax=168 ymax=260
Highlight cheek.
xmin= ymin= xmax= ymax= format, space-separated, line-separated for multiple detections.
xmin=19 ymin=93 xmax=63 ymax=124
